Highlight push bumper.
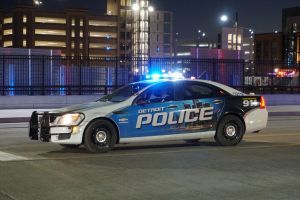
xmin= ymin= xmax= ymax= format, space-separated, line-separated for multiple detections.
xmin=29 ymin=111 xmax=72 ymax=142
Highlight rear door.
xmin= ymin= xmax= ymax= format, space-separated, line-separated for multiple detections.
xmin=173 ymin=81 xmax=226 ymax=132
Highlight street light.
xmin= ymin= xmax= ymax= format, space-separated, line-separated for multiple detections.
xmin=220 ymin=15 xmax=228 ymax=22
xmin=34 ymin=0 xmax=43 ymax=6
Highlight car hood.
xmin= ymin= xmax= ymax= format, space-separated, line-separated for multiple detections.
xmin=52 ymin=101 xmax=121 ymax=114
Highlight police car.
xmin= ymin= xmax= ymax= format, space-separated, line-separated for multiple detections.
xmin=29 ymin=78 xmax=268 ymax=153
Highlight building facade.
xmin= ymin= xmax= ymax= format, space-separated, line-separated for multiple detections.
xmin=149 ymin=10 xmax=173 ymax=58
xmin=220 ymin=27 xmax=254 ymax=61
xmin=254 ymin=32 xmax=283 ymax=61
xmin=0 ymin=5 xmax=118 ymax=57
xmin=282 ymin=7 xmax=300 ymax=64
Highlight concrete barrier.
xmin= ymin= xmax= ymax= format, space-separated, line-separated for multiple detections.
xmin=263 ymin=95 xmax=300 ymax=106
xmin=0 ymin=94 xmax=299 ymax=109
xmin=0 ymin=95 xmax=101 ymax=109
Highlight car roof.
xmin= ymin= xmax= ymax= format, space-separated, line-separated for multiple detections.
xmin=132 ymin=79 xmax=245 ymax=96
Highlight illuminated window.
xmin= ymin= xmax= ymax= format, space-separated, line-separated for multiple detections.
xmin=23 ymin=28 xmax=27 ymax=35
xmin=72 ymin=31 xmax=75 ymax=37
xmin=89 ymin=20 xmax=117 ymax=27
xmin=72 ymin=19 xmax=75 ymax=26
xmin=35 ymin=41 xmax=66 ymax=47
xmin=233 ymin=34 xmax=236 ymax=44
xmin=90 ymin=43 xmax=116 ymax=49
xmin=238 ymin=35 xmax=242 ymax=44
xmin=80 ymin=43 xmax=83 ymax=49
xmin=4 ymin=17 xmax=13 ymax=24
xmin=23 ymin=40 xmax=27 ymax=47
xmin=3 ymin=29 xmax=12 ymax=36
xmin=228 ymin=45 xmax=232 ymax=49
xmin=228 ymin=34 xmax=232 ymax=42
xmin=80 ymin=19 xmax=83 ymax=26
xmin=35 ymin=29 xmax=66 ymax=36
xmin=71 ymin=42 xmax=75 ymax=48
xmin=3 ymin=41 xmax=12 ymax=47
xmin=80 ymin=31 xmax=83 ymax=37
xmin=90 ymin=32 xmax=117 ymax=38
xmin=35 ymin=17 xmax=66 ymax=24
xmin=23 ymin=15 xmax=27 ymax=23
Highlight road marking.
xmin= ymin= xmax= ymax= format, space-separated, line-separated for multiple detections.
xmin=2 ymin=142 xmax=300 ymax=163
xmin=0 ymin=151 xmax=28 ymax=162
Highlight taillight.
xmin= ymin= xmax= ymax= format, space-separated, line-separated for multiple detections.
xmin=260 ymin=96 xmax=266 ymax=109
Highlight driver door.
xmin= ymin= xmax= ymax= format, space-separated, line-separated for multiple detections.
xmin=123 ymin=82 xmax=180 ymax=138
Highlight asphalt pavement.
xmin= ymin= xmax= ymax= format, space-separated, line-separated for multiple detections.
xmin=0 ymin=116 xmax=300 ymax=200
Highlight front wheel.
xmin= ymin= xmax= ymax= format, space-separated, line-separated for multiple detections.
xmin=84 ymin=119 xmax=118 ymax=153
xmin=215 ymin=115 xmax=245 ymax=146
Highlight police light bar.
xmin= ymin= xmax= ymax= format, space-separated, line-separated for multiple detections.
xmin=145 ymin=72 xmax=184 ymax=80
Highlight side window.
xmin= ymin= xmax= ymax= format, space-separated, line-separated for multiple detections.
xmin=135 ymin=83 xmax=175 ymax=104
xmin=177 ymin=83 xmax=215 ymax=100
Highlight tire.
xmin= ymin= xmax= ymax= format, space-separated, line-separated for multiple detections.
xmin=60 ymin=144 xmax=81 ymax=149
xmin=185 ymin=139 xmax=200 ymax=143
xmin=84 ymin=119 xmax=118 ymax=153
xmin=215 ymin=115 xmax=245 ymax=146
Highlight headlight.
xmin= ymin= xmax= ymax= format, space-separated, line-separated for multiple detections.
xmin=54 ymin=113 xmax=85 ymax=126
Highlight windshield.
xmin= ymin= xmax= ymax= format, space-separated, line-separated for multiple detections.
xmin=98 ymin=83 xmax=151 ymax=102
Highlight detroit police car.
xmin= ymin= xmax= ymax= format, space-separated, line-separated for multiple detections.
xmin=29 ymin=78 xmax=268 ymax=153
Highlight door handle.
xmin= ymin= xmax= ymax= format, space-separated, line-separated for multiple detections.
xmin=213 ymin=100 xmax=223 ymax=104
xmin=167 ymin=105 xmax=178 ymax=109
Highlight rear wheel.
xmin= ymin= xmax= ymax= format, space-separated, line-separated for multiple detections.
xmin=84 ymin=119 xmax=118 ymax=153
xmin=215 ymin=115 xmax=245 ymax=146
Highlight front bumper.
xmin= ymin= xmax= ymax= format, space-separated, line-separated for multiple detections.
xmin=29 ymin=111 xmax=83 ymax=144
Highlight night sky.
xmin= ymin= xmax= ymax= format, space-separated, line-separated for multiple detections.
xmin=1 ymin=0 xmax=300 ymax=42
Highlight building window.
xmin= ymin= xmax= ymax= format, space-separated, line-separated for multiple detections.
xmin=238 ymin=35 xmax=242 ymax=44
xmin=90 ymin=32 xmax=117 ymax=38
xmin=228 ymin=34 xmax=232 ymax=43
xmin=163 ymin=34 xmax=170 ymax=44
xmin=23 ymin=28 xmax=27 ymax=35
xmin=71 ymin=42 xmax=75 ymax=48
xmin=35 ymin=41 xmax=66 ymax=47
xmin=35 ymin=29 xmax=66 ymax=36
xmin=72 ymin=19 xmax=75 ymax=26
xmin=72 ymin=30 xmax=75 ymax=37
xmin=4 ymin=17 xmax=13 ymax=24
xmin=3 ymin=41 xmax=12 ymax=47
xmin=89 ymin=20 xmax=117 ymax=27
xmin=3 ymin=29 xmax=12 ymax=36
xmin=23 ymin=40 xmax=27 ymax=47
xmin=89 ymin=43 xmax=116 ymax=49
xmin=80 ymin=19 xmax=83 ymax=26
xmin=80 ymin=42 xmax=83 ymax=49
xmin=35 ymin=17 xmax=66 ymax=24
xmin=164 ymin=13 xmax=171 ymax=23
xmin=23 ymin=15 xmax=27 ymax=23
xmin=80 ymin=30 xmax=83 ymax=37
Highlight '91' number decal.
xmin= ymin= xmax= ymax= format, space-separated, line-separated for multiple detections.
xmin=243 ymin=99 xmax=258 ymax=107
